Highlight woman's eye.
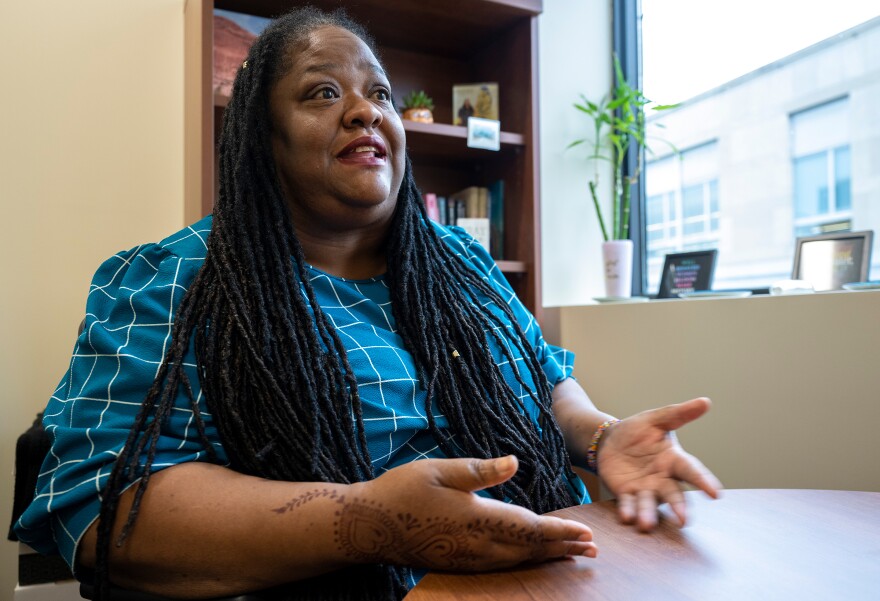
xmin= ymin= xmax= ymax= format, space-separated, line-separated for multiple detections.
xmin=373 ymin=89 xmax=390 ymax=101
xmin=314 ymin=88 xmax=337 ymax=100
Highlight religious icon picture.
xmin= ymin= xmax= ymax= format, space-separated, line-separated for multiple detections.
xmin=452 ymin=82 xmax=499 ymax=125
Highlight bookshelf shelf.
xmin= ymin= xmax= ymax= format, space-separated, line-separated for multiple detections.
xmin=401 ymin=120 xmax=525 ymax=147
xmin=187 ymin=0 xmax=545 ymax=317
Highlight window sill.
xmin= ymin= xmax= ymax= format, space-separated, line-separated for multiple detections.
xmin=586 ymin=287 xmax=880 ymax=306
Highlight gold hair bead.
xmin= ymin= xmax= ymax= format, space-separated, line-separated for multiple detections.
xmin=452 ymin=349 xmax=460 ymax=358
xmin=242 ymin=60 xmax=248 ymax=69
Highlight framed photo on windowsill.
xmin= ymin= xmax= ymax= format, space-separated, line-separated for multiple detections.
xmin=656 ymin=250 xmax=718 ymax=299
xmin=792 ymin=230 xmax=873 ymax=291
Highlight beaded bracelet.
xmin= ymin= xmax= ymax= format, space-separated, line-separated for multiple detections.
xmin=586 ymin=418 xmax=621 ymax=473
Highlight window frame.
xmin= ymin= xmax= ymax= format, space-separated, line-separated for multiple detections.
xmin=613 ymin=0 xmax=646 ymax=295
xmin=612 ymin=0 xmax=868 ymax=296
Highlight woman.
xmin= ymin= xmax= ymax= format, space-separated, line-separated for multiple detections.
xmin=16 ymin=7 xmax=720 ymax=601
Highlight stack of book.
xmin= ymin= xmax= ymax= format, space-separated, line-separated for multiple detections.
xmin=422 ymin=180 xmax=504 ymax=259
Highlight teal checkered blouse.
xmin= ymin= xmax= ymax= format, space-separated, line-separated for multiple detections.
xmin=15 ymin=216 xmax=586 ymax=572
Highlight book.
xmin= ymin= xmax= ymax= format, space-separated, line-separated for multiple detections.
xmin=478 ymin=187 xmax=489 ymax=218
xmin=437 ymin=196 xmax=448 ymax=225
xmin=452 ymin=83 xmax=499 ymax=125
xmin=423 ymin=193 xmax=440 ymax=222
xmin=488 ymin=179 xmax=504 ymax=259
xmin=456 ymin=218 xmax=491 ymax=251
xmin=455 ymin=198 xmax=467 ymax=221
xmin=449 ymin=186 xmax=488 ymax=218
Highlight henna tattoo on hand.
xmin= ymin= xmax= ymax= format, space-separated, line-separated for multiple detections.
xmin=333 ymin=499 xmax=546 ymax=570
xmin=270 ymin=488 xmax=548 ymax=570
xmin=271 ymin=488 xmax=341 ymax=515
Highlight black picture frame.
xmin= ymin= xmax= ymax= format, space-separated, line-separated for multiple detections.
xmin=656 ymin=250 xmax=719 ymax=299
xmin=792 ymin=230 xmax=873 ymax=291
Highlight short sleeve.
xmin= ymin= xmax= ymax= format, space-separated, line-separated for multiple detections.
xmin=436 ymin=224 xmax=575 ymax=387
xmin=14 ymin=242 xmax=225 ymax=570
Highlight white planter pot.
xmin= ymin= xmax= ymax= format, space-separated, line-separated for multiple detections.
xmin=602 ymin=240 xmax=634 ymax=298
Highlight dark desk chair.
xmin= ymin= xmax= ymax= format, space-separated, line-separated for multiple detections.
xmin=12 ymin=319 xmax=287 ymax=601
xmin=11 ymin=413 xmax=270 ymax=601
xmin=9 ymin=413 xmax=79 ymax=599
xmin=9 ymin=321 xmax=267 ymax=600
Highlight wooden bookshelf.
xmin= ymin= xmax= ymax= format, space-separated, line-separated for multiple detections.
xmin=185 ymin=0 xmax=545 ymax=317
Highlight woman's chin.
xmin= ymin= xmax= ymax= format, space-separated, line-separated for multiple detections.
xmin=339 ymin=184 xmax=396 ymax=210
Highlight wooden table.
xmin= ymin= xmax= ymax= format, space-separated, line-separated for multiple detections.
xmin=405 ymin=489 xmax=880 ymax=601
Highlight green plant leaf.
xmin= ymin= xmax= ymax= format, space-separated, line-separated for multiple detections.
xmin=568 ymin=51 xmax=675 ymax=243
xmin=402 ymin=90 xmax=434 ymax=110
xmin=607 ymin=96 xmax=627 ymax=110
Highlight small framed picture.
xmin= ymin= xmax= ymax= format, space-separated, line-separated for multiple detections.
xmin=656 ymin=249 xmax=718 ymax=298
xmin=792 ymin=230 xmax=873 ymax=291
xmin=453 ymin=82 xmax=499 ymax=125
xmin=466 ymin=117 xmax=501 ymax=151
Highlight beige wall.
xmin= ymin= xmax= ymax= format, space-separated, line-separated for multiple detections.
xmin=560 ymin=291 xmax=880 ymax=495
xmin=0 ymin=1 xmax=186 ymax=598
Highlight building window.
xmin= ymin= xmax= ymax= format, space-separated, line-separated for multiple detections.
xmin=645 ymin=143 xmax=720 ymax=293
xmin=636 ymin=3 xmax=879 ymax=291
xmin=791 ymin=99 xmax=852 ymax=237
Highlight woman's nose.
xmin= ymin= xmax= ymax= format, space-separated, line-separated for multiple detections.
xmin=344 ymin=96 xmax=383 ymax=130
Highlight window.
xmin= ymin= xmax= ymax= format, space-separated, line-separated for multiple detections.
xmin=632 ymin=1 xmax=880 ymax=292
xmin=645 ymin=144 xmax=720 ymax=293
xmin=791 ymin=99 xmax=852 ymax=237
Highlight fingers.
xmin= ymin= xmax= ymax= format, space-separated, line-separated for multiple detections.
xmin=650 ymin=397 xmax=712 ymax=432
xmin=535 ymin=515 xmax=593 ymax=544
xmin=672 ymin=452 xmax=724 ymax=500
xmin=618 ymin=485 xmax=686 ymax=531
xmin=617 ymin=493 xmax=637 ymax=525
xmin=658 ymin=480 xmax=687 ymax=527
xmin=535 ymin=539 xmax=598 ymax=561
xmin=497 ymin=514 xmax=597 ymax=565
xmin=480 ymin=537 xmax=597 ymax=571
xmin=636 ymin=490 xmax=659 ymax=532
xmin=433 ymin=455 xmax=519 ymax=493
xmin=617 ymin=491 xmax=658 ymax=530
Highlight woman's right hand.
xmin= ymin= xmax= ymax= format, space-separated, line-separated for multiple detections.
xmin=344 ymin=455 xmax=597 ymax=571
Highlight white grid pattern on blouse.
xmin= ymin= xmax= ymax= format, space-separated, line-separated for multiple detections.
xmin=16 ymin=218 xmax=574 ymax=568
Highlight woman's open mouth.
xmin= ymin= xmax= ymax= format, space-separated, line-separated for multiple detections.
xmin=337 ymin=136 xmax=387 ymax=165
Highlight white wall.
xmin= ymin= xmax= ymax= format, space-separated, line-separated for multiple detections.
xmin=539 ymin=0 xmax=613 ymax=307
xmin=560 ymin=291 xmax=880 ymax=493
xmin=0 ymin=2 xmax=186 ymax=598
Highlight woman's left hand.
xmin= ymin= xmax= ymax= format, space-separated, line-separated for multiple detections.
xmin=597 ymin=397 xmax=723 ymax=532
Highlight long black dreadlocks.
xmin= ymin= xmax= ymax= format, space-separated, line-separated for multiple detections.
xmin=94 ymin=6 xmax=578 ymax=601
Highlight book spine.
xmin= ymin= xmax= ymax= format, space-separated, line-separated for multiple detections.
xmin=423 ymin=193 xmax=440 ymax=222
xmin=488 ymin=179 xmax=504 ymax=259
xmin=437 ymin=196 xmax=448 ymax=225
xmin=456 ymin=198 xmax=467 ymax=222
xmin=478 ymin=187 xmax=488 ymax=218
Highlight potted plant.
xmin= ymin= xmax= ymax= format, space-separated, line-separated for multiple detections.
xmin=569 ymin=55 xmax=676 ymax=297
xmin=401 ymin=90 xmax=435 ymax=124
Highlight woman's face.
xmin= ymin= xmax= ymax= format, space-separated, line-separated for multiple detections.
xmin=269 ymin=26 xmax=406 ymax=232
